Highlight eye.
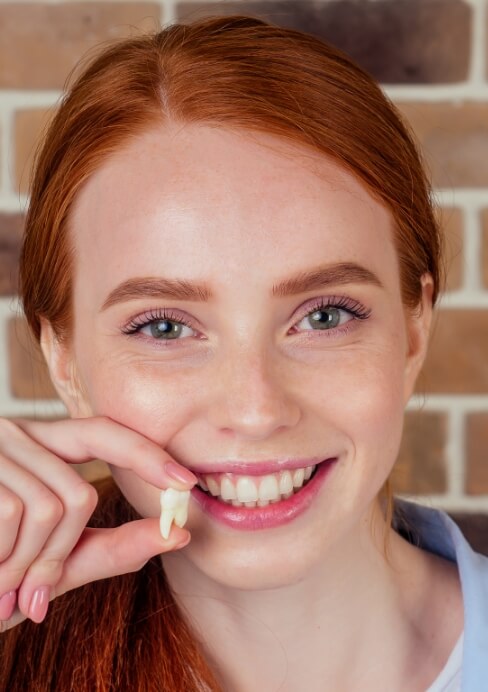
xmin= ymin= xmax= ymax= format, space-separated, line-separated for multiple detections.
xmin=295 ymin=306 xmax=353 ymax=331
xmin=293 ymin=296 xmax=371 ymax=334
xmin=139 ymin=319 xmax=195 ymax=340
xmin=122 ymin=309 xmax=197 ymax=341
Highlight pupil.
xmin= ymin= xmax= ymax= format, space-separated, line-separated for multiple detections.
xmin=309 ymin=308 xmax=340 ymax=329
xmin=150 ymin=320 xmax=182 ymax=339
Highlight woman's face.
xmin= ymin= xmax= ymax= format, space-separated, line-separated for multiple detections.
xmin=48 ymin=124 xmax=431 ymax=590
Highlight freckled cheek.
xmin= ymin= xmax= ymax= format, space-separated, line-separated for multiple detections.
xmin=311 ymin=354 xmax=406 ymax=459
xmin=78 ymin=362 xmax=205 ymax=518
xmin=78 ymin=360 xmax=202 ymax=442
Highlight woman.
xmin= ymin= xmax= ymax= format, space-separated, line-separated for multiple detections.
xmin=0 ymin=14 xmax=486 ymax=691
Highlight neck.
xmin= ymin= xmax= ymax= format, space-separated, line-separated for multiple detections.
xmin=161 ymin=503 xmax=460 ymax=692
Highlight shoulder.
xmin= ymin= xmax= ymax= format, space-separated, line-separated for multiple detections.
xmin=394 ymin=498 xmax=488 ymax=690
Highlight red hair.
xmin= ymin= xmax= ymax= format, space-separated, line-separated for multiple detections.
xmin=4 ymin=15 xmax=442 ymax=690
xmin=20 ymin=16 xmax=442 ymax=343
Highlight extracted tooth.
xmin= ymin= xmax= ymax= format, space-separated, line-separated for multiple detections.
xmin=174 ymin=491 xmax=190 ymax=527
xmin=160 ymin=488 xmax=190 ymax=539
xmin=292 ymin=468 xmax=305 ymax=488
xmin=258 ymin=474 xmax=280 ymax=502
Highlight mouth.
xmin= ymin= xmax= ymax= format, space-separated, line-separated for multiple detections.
xmin=190 ymin=458 xmax=337 ymax=530
xmin=194 ymin=463 xmax=319 ymax=508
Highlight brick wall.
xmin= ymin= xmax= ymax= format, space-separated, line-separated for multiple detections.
xmin=0 ymin=0 xmax=487 ymax=512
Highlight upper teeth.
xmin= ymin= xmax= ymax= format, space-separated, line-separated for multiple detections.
xmin=198 ymin=465 xmax=316 ymax=504
xmin=160 ymin=488 xmax=190 ymax=539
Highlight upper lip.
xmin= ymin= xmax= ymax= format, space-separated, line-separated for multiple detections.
xmin=184 ymin=457 xmax=333 ymax=476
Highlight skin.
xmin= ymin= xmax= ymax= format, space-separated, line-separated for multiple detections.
xmin=41 ymin=124 xmax=463 ymax=690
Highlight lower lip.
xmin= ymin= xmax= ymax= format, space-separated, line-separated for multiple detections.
xmin=190 ymin=458 xmax=337 ymax=531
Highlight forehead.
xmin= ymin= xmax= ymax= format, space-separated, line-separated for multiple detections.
xmin=69 ymin=124 xmax=398 ymax=299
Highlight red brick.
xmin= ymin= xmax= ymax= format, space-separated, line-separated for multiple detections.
xmin=8 ymin=318 xmax=58 ymax=400
xmin=418 ymin=309 xmax=488 ymax=394
xmin=392 ymin=411 xmax=447 ymax=494
xmin=0 ymin=3 xmax=161 ymax=90
xmin=177 ymin=1 xmax=471 ymax=84
xmin=0 ymin=214 xmax=24 ymax=295
xmin=397 ymin=102 xmax=488 ymax=188
xmin=438 ymin=207 xmax=463 ymax=292
xmin=14 ymin=108 xmax=56 ymax=195
xmin=466 ymin=414 xmax=488 ymax=494
xmin=482 ymin=209 xmax=488 ymax=289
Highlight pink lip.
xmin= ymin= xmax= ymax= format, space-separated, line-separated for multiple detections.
xmin=190 ymin=457 xmax=337 ymax=531
xmin=187 ymin=457 xmax=325 ymax=476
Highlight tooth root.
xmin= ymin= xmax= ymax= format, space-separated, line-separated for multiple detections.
xmin=160 ymin=489 xmax=190 ymax=538
xmin=174 ymin=501 xmax=188 ymax=528
xmin=160 ymin=507 xmax=175 ymax=539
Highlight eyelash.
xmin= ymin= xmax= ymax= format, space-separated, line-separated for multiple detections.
xmin=121 ymin=295 xmax=371 ymax=344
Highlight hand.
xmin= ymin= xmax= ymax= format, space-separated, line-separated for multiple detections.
xmin=0 ymin=416 xmax=197 ymax=631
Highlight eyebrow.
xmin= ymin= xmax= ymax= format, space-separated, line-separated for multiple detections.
xmin=100 ymin=261 xmax=383 ymax=311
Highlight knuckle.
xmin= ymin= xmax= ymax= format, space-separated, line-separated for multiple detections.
xmin=0 ymin=495 xmax=23 ymax=523
xmin=65 ymin=481 xmax=98 ymax=514
xmin=31 ymin=495 xmax=63 ymax=525
xmin=132 ymin=438 xmax=156 ymax=460
xmin=27 ymin=555 xmax=64 ymax=582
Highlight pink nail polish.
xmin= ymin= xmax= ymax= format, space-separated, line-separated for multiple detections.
xmin=28 ymin=586 xmax=50 ymax=623
xmin=166 ymin=461 xmax=197 ymax=486
xmin=0 ymin=591 xmax=16 ymax=621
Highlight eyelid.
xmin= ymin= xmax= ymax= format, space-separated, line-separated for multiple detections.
xmin=292 ymin=294 xmax=371 ymax=323
xmin=121 ymin=293 xmax=372 ymax=340
xmin=121 ymin=307 xmax=199 ymax=335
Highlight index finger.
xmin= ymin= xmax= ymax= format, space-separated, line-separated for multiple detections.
xmin=6 ymin=417 xmax=197 ymax=490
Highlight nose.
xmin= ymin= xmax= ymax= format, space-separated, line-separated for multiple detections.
xmin=207 ymin=344 xmax=301 ymax=440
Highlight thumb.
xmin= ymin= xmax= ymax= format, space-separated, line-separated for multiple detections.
xmin=55 ymin=518 xmax=190 ymax=596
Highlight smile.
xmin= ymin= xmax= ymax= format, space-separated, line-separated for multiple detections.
xmin=191 ymin=458 xmax=338 ymax=530
xmin=195 ymin=465 xmax=317 ymax=507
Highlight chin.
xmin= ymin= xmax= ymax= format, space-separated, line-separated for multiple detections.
xmin=169 ymin=522 xmax=332 ymax=592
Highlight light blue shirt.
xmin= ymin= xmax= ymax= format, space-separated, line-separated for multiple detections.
xmin=394 ymin=499 xmax=488 ymax=691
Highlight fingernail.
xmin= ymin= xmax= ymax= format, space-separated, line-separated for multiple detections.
xmin=0 ymin=591 xmax=16 ymax=621
xmin=166 ymin=461 xmax=197 ymax=486
xmin=28 ymin=586 xmax=50 ymax=623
